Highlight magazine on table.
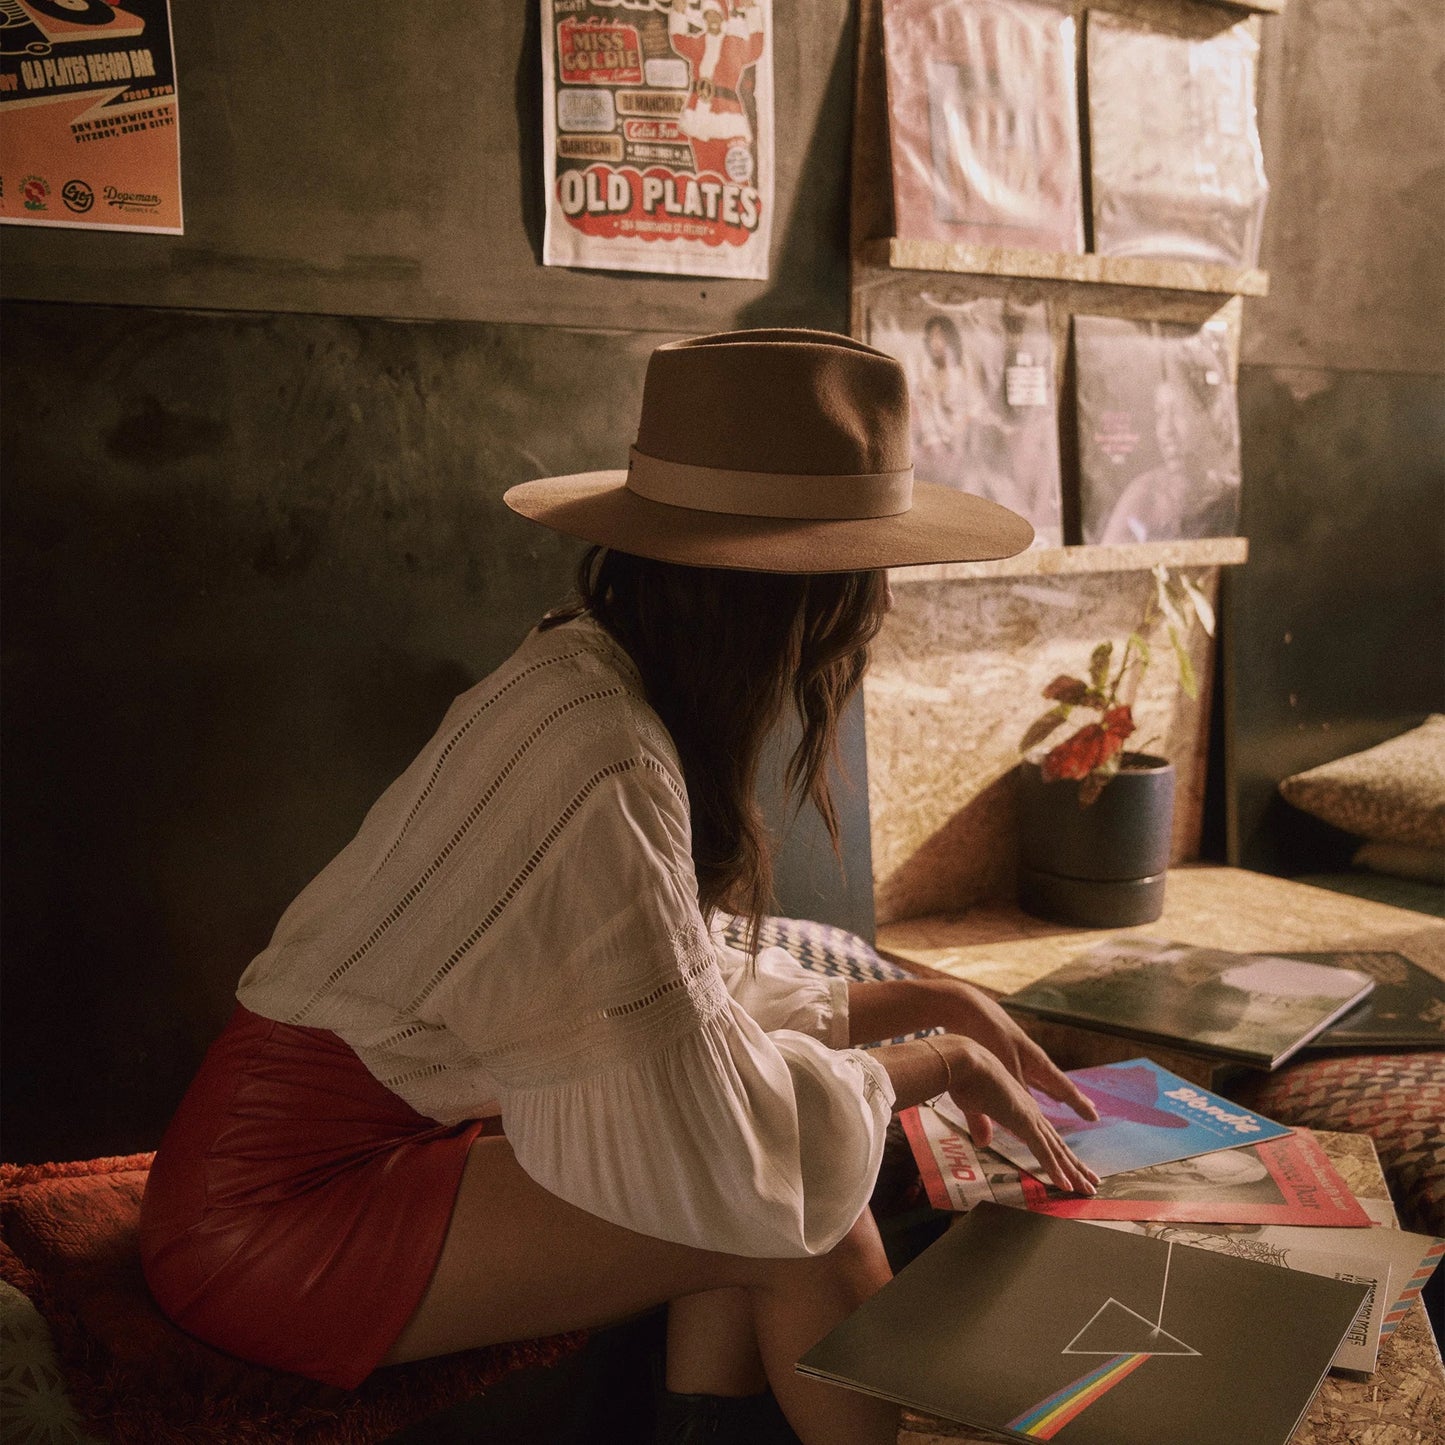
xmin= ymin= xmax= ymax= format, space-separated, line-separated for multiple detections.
xmin=943 ymin=1057 xmax=1292 ymax=1180
xmin=1074 ymin=315 xmax=1242 ymax=546
xmin=797 ymin=1202 xmax=1369 ymax=1445
xmin=1003 ymin=936 xmax=1376 ymax=1068
xmin=882 ymin=0 xmax=1083 ymax=251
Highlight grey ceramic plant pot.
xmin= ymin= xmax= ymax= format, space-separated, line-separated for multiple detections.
xmin=1016 ymin=752 xmax=1176 ymax=926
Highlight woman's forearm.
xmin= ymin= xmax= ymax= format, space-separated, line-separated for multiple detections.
xmin=845 ymin=976 xmax=975 ymax=1047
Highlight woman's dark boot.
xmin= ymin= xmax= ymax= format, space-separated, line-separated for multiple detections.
xmin=653 ymin=1386 xmax=805 ymax=1444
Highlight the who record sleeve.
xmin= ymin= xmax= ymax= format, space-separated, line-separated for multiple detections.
xmin=1087 ymin=11 xmax=1268 ymax=267
xmin=865 ymin=285 xmax=1063 ymax=544
xmin=798 ymin=1201 xmax=1368 ymax=1445
xmin=1074 ymin=315 xmax=1241 ymax=545
xmin=882 ymin=0 xmax=1083 ymax=252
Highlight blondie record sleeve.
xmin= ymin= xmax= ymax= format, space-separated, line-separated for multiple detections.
xmin=882 ymin=0 xmax=1082 ymax=251
xmin=798 ymin=1202 xmax=1368 ymax=1445
xmin=542 ymin=0 xmax=773 ymax=278
xmin=972 ymin=1057 xmax=1291 ymax=1181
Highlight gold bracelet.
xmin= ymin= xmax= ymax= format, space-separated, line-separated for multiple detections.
xmin=921 ymin=1035 xmax=953 ymax=1096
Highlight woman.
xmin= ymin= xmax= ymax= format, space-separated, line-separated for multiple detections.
xmin=139 ymin=329 xmax=1099 ymax=1445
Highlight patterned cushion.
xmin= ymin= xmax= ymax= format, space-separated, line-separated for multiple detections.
xmin=1229 ymin=1053 xmax=1445 ymax=1237
xmin=0 ymin=1154 xmax=582 ymax=1445
xmin=719 ymin=914 xmax=911 ymax=984
xmin=1279 ymin=715 xmax=1445 ymax=848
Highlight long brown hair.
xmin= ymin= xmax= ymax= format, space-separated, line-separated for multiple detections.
xmin=543 ymin=547 xmax=889 ymax=946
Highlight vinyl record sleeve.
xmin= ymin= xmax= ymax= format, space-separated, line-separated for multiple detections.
xmin=1095 ymin=1210 xmax=1444 ymax=1371
xmin=798 ymin=1202 xmax=1368 ymax=1445
xmin=1087 ymin=11 xmax=1267 ymax=266
xmin=1004 ymin=936 xmax=1375 ymax=1068
xmin=882 ymin=0 xmax=1083 ymax=251
xmin=1012 ymin=1128 xmax=1372 ymax=1228
xmin=1074 ymin=315 xmax=1242 ymax=545
xmin=864 ymin=286 xmax=1064 ymax=543
xmin=1286 ymin=951 xmax=1445 ymax=1051
xmin=970 ymin=1058 xmax=1291 ymax=1180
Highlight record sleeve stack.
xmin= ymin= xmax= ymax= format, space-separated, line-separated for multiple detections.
xmin=851 ymin=0 xmax=1275 ymax=556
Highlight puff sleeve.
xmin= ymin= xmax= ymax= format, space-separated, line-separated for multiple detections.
xmin=432 ymin=751 xmax=893 ymax=1259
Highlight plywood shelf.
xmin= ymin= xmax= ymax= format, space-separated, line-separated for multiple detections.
xmin=859 ymin=237 xmax=1269 ymax=299
xmin=890 ymin=536 xmax=1248 ymax=585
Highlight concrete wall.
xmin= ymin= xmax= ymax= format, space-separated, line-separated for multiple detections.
xmin=0 ymin=0 xmax=868 ymax=1164
xmin=1227 ymin=0 xmax=1445 ymax=871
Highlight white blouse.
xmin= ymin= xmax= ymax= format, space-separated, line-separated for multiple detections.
xmin=236 ymin=615 xmax=894 ymax=1258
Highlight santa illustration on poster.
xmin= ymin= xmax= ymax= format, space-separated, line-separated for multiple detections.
xmin=669 ymin=0 xmax=764 ymax=183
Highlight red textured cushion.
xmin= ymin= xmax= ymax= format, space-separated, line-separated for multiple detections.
xmin=1230 ymin=1053 xmax=1445 ymax=1236
xmin=0 ymin=1154 xmax=583 ymax=1445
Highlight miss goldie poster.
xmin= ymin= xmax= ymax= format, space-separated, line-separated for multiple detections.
xmin=0 ymin=0 xmax=181 ymax=234
xmin=543 ymin=0 xmax=774 ymax=278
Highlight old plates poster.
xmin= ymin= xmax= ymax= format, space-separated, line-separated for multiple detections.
xmin=0 ymin=0 xmax=181 ymax=233
xmin=542 ymin=0 xmax=774 ymax=278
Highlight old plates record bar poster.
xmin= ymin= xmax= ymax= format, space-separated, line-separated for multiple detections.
xmin=0 ymin=0 xmax=180 ymax=233
xmin=542 ymin=0 xmax=773 ymax=278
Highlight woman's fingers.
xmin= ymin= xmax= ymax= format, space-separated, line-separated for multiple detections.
xmin=965 ymin=1110 xmax=994 ymax=1149
xmin=1021 ymin=1047 xmax=1100 ymax=1122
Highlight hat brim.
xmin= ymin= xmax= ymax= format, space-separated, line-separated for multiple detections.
xmin=503 ymin=471 xmax=1034 ymax=573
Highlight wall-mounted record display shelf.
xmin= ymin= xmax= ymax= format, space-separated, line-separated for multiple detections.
xmin=859 ymin=237 xmax=1269 ymax=299
xmin=889 ymin=536 xmax=1249 ymax=585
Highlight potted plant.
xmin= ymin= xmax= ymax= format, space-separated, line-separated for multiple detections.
xmin=1015 ymin=566 xmax=1216 ymax=926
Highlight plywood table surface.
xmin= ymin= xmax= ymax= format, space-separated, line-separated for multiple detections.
xmin=876 ymin=865 xmax=1445 ymax=999
xmin=896 ymin=1130 xmax=1444 ymax=1445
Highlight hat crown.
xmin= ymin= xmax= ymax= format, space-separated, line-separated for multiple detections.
xmin=633 ymin=329 xmax=912 ymax=479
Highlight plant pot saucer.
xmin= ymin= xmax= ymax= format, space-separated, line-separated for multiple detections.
xmin=1018 ymin=866 xmax=1167 ymax=928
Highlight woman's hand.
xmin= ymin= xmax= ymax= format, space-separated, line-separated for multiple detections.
xmin=943 ymin=1036 xmax=1100 ymax=1198
xmin=944 ymin=981 xmax=1100 ymax=1127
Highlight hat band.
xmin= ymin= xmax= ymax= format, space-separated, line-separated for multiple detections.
xmin=625 ymin=447 xmax=913 ymax=521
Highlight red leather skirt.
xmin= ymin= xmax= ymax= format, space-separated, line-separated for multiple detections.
xmin=139 ymin=1004 xmax=496 ymax=1387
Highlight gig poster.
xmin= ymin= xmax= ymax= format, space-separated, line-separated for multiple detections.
xmin=0 ymin=0 xmax=180 ymax=233
xmin=542 ymin=0 xmax=773 ymax=278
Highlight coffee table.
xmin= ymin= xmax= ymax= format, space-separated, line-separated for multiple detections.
xmin=874 ymin=866 xmax=1445 ymax=1443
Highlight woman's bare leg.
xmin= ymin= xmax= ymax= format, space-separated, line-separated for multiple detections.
xmin=666 ymin=1288 xmax=767 ymax=1395
xmin=383 ymin=1136 xmax=898 ymax=1445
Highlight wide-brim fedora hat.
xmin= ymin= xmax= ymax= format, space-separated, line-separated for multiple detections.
xmin=504 ymin=328 xmax=1034 ymax=573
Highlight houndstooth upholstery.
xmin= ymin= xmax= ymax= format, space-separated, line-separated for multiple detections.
xmin=718 ymin=914 xmax=910 ymax=984
xmin=1231 ymin=1052 xmax=1445 ymax=1237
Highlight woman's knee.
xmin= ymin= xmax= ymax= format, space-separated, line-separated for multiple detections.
xmin=744 ymin=1209 xmax=890 ymax=1294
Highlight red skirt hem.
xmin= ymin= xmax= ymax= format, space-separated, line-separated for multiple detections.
xmin=139 ymin=1004 xmax=496 ymax=1388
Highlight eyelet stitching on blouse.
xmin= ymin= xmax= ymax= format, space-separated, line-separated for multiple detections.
xmin=288 ymin=686 xmax=630 ymax=1022
xmin=375 ymin=648 xmax=590 ymax=871
xmin=398 ymin=755 xmax=678 ymax=1017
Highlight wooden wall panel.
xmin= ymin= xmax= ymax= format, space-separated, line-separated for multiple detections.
xmin=0 ymin=0 xmax=856 ymax=335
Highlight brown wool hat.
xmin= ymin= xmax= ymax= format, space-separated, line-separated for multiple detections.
xmin=503 ymin=328 xmax=1034 ymax=573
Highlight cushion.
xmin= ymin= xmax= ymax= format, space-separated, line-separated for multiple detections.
xmin=1279 ymin=715 xmax=1445 ymax=848
xmin=720 ymin=913 xmax=911 ymax=984
xmin=0 ymin=1154 xmax=583 ymax=1445
xmin=1229 ymin=1053 xmax=1445 ymax=1237
xmin=1353 ymin=840 xmax=1445 ymax=885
